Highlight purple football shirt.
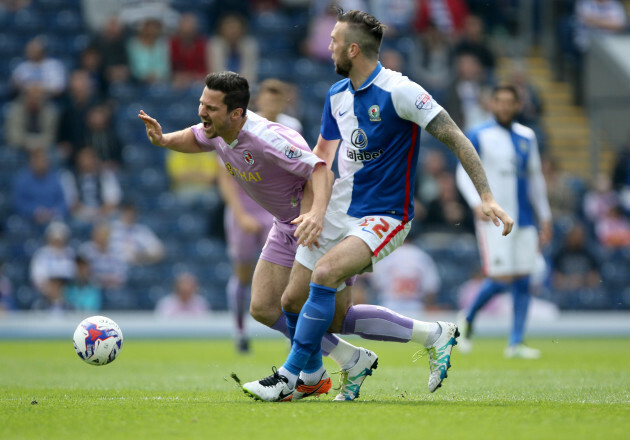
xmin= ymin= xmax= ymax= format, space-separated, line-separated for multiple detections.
xmin=191 ymin=111 xmax=324 ymax=223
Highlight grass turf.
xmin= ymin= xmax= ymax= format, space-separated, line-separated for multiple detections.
xmin=1 ymin=337 xmax=628 ymax=440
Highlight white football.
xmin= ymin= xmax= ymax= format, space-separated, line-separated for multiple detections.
xmin=73 ymin=316 xmax=124 ymax=366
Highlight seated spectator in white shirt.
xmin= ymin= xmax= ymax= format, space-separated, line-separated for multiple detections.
xmin=109 ymin=203 xmax=165 ymax=266
xmin=79 ymin=222 xmax=128 ymax=293
xmin=30 ymin=222 xmax=76 ymax=311
xmin=11 ymin=36 xmax=67 ymax=98
xmin=61 ymin=147 xmax=122 ymax=224
xmin=155 ymin=272 xmax=209 ymax=317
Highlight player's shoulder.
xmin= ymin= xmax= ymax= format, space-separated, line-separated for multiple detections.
xmin=511 ymin=122 xmax=536 ymax=140
xmin=329 ymin=78 xmax=351 ymax=97
xmin=466 ymin=119 xmax=497 ymax=139
xmin=244 ymin=110 xmax=309 ymax=151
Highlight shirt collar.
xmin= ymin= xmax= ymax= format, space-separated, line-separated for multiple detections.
xmin=350 ymin=62 xmax=383 ymax=94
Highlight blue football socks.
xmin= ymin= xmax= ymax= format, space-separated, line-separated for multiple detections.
xmin=510 ymin=276 xmax=531 ymax=346
xmin=282 ymin=282 xmax=336 ymax=376
xmin=466 ymin=278 xmax=509 ymax=324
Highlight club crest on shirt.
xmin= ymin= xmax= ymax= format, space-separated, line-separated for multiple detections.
xmin=285 ymin=144 xmax=302 ymax=159
xmin=415 ymin=93 xmax=433 ymax=110
xmin=243 ymin=150 xmax=255 ymax=165
xmin=518 ymin=139 xmax=529 ymax=154
xmin=368 ymin=105 xmax=381 ymax=121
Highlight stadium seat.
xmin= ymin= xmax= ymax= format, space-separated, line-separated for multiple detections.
xmin=11 ymin=9 xmax=43 ymax=35
xmin=14 ymin=285 xmax=38 ymax=310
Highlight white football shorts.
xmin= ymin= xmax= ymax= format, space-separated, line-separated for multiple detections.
xmin=295 ymin=208 xmax=411 ymax=276
xmin=476 ymin=220 xmax=538 ymax=277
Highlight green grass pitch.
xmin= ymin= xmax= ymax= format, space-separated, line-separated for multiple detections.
xmin=1 ymin=337 xmax=628 ymax=440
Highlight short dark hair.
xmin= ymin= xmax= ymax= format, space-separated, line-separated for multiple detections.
xmin=336 ymin=9 xmax=387 ymax=60
xmin=492 ymin=84 xmax=520 ymax=101
xmin=204 ymin=71 xmax=250 ymax=114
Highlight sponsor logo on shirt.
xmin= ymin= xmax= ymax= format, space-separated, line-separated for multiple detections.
xmin=285 ymin=144 xmax=302 ymax=159
xmin=347 ymin=149 xmax=384 ymax=162
xmin=368 ymin=105 xmax=381 ymax=121
xmin=243 ymin=150 xmax=255 ymax=165
xmin=351 ymin=128 xmax=368 ymax=149
xmin=225 ymin=162 xmax=262 ymax=182
xmin=415 ymin=93 xmax=433 ymax=110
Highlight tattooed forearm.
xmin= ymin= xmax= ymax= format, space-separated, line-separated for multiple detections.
xmin=425 ymin=110 xmax=492 ymax=197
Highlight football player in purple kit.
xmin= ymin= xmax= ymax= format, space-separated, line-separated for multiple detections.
xmin=141 ymin=71 xmax=363 ymax=400
xmin=217 ymin=79 xmax=303 ymax=354
xmin=243 ymin=9 xmax=514 ymax=402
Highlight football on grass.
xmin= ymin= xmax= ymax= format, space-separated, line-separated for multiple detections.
xmin=73 ymin=316 xmax=123 ymax=366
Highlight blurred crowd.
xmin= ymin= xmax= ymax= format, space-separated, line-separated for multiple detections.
xmin=0 ymin=0 xmax=629 ymax=316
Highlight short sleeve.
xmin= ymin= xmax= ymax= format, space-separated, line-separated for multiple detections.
xmin=391 ymin=80 xmax=443 ymax=129
xmin=320 ymin=91 xmax=341 ymax=141
xmin=189 ymin=123 xmax=220 ymax=152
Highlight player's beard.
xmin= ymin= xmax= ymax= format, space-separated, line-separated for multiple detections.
xmin=334 ymin=50 xmax=353 ymax=78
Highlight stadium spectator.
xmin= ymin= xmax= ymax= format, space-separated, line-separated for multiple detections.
xmin=368 ymin=236 xmax=441 ymax=314
xmin=108 ymin=203 xmax=165 ymax=266
xmin=57 ymin=70 xmax=100 ymax=168
xmin=368 ymin=0 xmax=417 ymax=36
xmin=594 ymin=204 xmax=630 ymax=248
xmin=574 ymin=0 xmax=627 ymax=53
xmin=254 ymin=79 xmax=303 ymax=133
xmin=12 ymin=150 xmax=68 ymax=226
xmin=571 ymin=0 xmax=627 ymax=104
xmin=127 ymin=18 xmax=171 ymax=84
xmin=90 ymin=16 xmax=131 ymax=85
xmin=444 ymin=53 xmax=493 ymax=130
xmin=84 ymin=105 xmax=124 ymax=170
xmin=64 ymin=255 xmax=102 ymax=311
xmin=612 ymin=134 xmax=630 ymax=213
xmin=10 ymin=36 xmax=67 ymax=98
xmin=155 ymin=272 xmax=209 ymax=317
xmin=169 ymin=13 xmax=209 ymax=89
xmin=542 ymin=155 xmax=579 ymax=222
xmin=453 ymin=15 xmax=496 ymax=75
xmin=414 ymin=0 xmax=469 ymax=36
xmin=78 ymin=222 xmax=129 ymax=297
xmin=81 ymin=0 xmax=124 ymax=33
xmin=166 ymin=149 xmax=220 ymax=208
xmin=0 ymin=260 xmax=16 ymax=313
xmin=583 ymin=174 xmax=618 ymax=226
xmin=5 ymin=83 xmax=59 ymax=153
xmin=414 ymin=149 xmax=448 ymax=219
xmin=457 ymin=84 xmax=551 ymax=359
xmin=551 ymin=221 xmax=602 ymax=308
xmin=209 ymin=13 xmax=259 ymax=84
xmin=409 ymin=22 xmax=454 ymax=103
xmin=304 ymin=2 xmax=338 ymax=63
xmin=424 ymin=171 xmax=474 ymax=234
xmin=61 ymin=147 xmax=122 ymax=225
xmin=379 ymin=48 xmax=405 ymax=72
xmin=77 ymin=45 xmax=108 ymax=98
xmin=29 ymin=222 xmax=76 ymax=312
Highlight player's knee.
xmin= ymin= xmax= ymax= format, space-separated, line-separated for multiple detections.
xmin=280 ymin=291 xmax=302 ymax=314
xmin=311 ymin=260 xmax=340 ymax=286
xmin=249 ymin=302 xmax=277 ymax=327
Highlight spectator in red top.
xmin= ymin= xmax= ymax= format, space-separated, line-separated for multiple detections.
xmin=169 ymin=13 xmax=209 ymax=89
xmin=414 ymin=0 xmax=469 ymax=37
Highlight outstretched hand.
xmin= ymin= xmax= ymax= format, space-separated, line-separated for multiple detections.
xmin=480 ymin=198 xmax=514 ymax=236
xmin=291 ymin=210 xmax=324 ymax=250
xmin=138 ymin=110 xmax=164 ymax=146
